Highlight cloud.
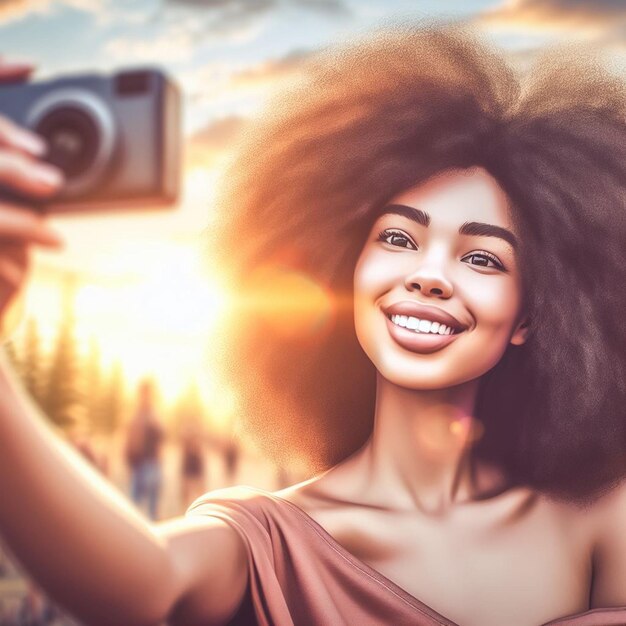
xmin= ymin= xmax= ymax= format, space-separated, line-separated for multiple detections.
xmin=182 ymin=48 xmax=323 ymax=169
xmin=166 ymin=0 xmax=349 ymax=15
xmin=107 ymin=0 xmax=317 ymax=66
xmin=227 ymin=48 xmax=316 ymax=87
xmin=104 ymin=27 xmax=196 ymax=64
xmin=186 ymin=115 xmax=249 ymax=169
xmin=291 ymin=0 xmax=350 ymax=15
xmin=160 ymin=0 xmax=351 ymax=41
xmin=180 ymin=47 xmax=316 ymax=117
xmin=479 ymin=0 xmax=626 ymax=47
xmin=191 ymin=114 xmax=246 ymax=149
xmin=0 ymin=0 xmax=52 ymax=23
xmin=140 ymin=1 xmax=266 ymax=46
xmin=0 ymin=0 xmax=105 ymax=24
xmin=165 ymin=0 xmax=275 ymax=32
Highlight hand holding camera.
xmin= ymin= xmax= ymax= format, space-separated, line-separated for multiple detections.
xmin=0 ymin=60 xmax=65 ymax=336
xmin=0 ymin=65 xmax=181 ymax=213
xmin=0 ymin=60 xmax=181 ymax=338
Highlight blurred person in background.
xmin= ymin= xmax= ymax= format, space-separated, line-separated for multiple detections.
xmin=178 ymin=410 xmax=206 ymax=510
xmin=124 ymin=379 xmax=164 ymax=520
xmin=220 ymin=434 xmax=240 ymax=487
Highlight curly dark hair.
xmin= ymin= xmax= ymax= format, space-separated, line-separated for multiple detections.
xmin=205 ymin=24 xmax=626 ymax=505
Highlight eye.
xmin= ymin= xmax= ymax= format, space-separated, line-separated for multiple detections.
xmin=462 ymin=251 xmax=505 ymax=271
xmin=377 ymin=228 xmax=417 ymax=250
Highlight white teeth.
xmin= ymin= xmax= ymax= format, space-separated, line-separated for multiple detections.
xmin=390 ymin=314 xmax=455 ymax=336
xmin=406 ymin=317 xmax=419 ymax=330
xmin=418 ymin=319 xmax=431 ymax=333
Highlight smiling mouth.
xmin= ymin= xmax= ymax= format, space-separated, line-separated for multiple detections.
xmin=385 ymin=313 xmax=464 ymax=336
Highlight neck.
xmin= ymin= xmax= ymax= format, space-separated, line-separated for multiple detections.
xmin=358 ymin=372 xmax=491 ymax=515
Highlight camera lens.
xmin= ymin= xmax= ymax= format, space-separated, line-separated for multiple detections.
xmin=26 ymin=88 xmax=117 ymax=197
xmin=34 ymin=107 xmax=100 ymax=179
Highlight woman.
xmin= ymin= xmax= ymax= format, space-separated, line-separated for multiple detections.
xmin=0 ymin=25 xmax=624 ymax=626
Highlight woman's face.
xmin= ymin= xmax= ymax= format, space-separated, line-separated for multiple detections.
xmin=353 ymin=167 xmax=528 ymax=390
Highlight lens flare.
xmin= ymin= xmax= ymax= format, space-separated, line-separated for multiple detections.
xmin=232 ymin=264 xmax=335 ymax=340
xmin=412 ymin=403 xmax=483 ymax=458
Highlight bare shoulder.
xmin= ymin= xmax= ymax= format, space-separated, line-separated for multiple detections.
xmin=154 ymin=514 xmax=249 ymax=626
xmin=274 ymin=475 xmax=335 ymax=509
xmin=572 ymin=480 xmax=626 ymax=608
xmin=273 ymin=463 xmax=363 ymax=517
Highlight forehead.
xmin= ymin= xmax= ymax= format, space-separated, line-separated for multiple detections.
xmin=385 ymin=167 xmax=514 ymax=231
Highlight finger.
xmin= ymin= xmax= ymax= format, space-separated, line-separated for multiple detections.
xmin=0 ymin=116 xmax=47 ymax=158
xmin=0 ymin=61 xmax=34 ymax=84
xmin=0 ymin=150 xmax=64 ymax=198
xmin=0 ymin=204 xmax=64 ymax=248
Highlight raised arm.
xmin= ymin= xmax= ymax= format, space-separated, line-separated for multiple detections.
xmin=0 ymin=360 xmax=247 ymax=625
xmin=0 ymin=61 xmax=248 ymax=626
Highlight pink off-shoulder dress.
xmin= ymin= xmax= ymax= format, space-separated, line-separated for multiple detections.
xmin=186 ymin=486 xmax=626 ymax=626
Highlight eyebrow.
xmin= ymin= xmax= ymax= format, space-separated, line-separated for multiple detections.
xmin=378 ymin=203 xmax=518 ymax=249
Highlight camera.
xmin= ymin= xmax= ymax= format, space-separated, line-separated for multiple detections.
xmin=0 ymin=68 xmax=181 ymax=213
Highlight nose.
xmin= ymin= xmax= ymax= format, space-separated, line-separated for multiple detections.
xmin=404 ymin=263 xmax=453 ymax=299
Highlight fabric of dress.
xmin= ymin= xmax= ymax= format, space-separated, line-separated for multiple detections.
xmin=186 ymin=486 xmax=626 ymax=626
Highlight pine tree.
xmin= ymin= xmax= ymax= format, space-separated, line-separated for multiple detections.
xmin=21 ymin=317 xmax=45 ymax=407
xmin=43 ymin=312 xmax=82 ymax=429
xmin=83 ymin=337 xmax=103 ymax=435
xmin=97 ymin=361 xmax=126 ymax=435
xmin=2 ymin=337 xmax=21 ymax=373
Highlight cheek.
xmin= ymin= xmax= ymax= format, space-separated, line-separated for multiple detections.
xmin=354 ymin=244 xmax=417 ymax=302
xmin=460 ymin=272 xmax=523 ymax=333
xmin=353 ymin=251 xmax=390 ymax=353
xmin=354 ymin=249 xmax=396 ymax=294
xmin=353 ymin=249 xmax=408 ymax=324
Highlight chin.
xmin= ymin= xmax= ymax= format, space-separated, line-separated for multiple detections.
xmin=371 ymin=343 xmax=508 ymax=391
xmin=377 ymin=364 xmax=480 ymax=391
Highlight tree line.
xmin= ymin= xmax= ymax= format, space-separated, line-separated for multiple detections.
xmin=3 ymin=316 xmax=127 ymax=435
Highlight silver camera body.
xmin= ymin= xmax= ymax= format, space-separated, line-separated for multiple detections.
xmin=0 ymin=68 xmax=181 ymax=213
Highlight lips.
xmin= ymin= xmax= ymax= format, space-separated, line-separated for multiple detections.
xmin=382 ymin=301 xmax=468 ymax=333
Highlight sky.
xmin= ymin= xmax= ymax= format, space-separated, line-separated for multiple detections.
xmin=0 ymin=0 xmax=624 ymax=413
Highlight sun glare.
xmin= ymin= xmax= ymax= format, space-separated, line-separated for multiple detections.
xmin=235 ymin=264 xmax=335 ymax=340
xmin=22 ymin=241 xmax=231 ymax=407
